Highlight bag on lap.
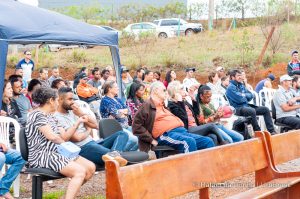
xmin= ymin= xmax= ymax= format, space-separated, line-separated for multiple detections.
xmin=57 ymin=142 xmax=81 ymax=159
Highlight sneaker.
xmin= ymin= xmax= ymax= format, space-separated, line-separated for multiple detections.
xmin=102 ymin=151 xmax=128 ymax=167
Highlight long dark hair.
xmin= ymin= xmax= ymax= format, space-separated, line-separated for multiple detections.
xmin=194 ymin=85 xmax=211 ymax=116
xmin=127 ymin=82 xmax=144 ymax=106
xmin=165 ymin=70 xmax=174 ymax=83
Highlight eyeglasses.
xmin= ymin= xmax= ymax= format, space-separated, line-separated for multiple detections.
xmin=26 ymin=53 xmax=31 ymax=55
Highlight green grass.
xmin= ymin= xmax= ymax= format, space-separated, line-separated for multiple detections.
xmin=43 ymin=190 xmax=65 ymax=199
xmin=41 ymin=190 xmax=105 ymax=199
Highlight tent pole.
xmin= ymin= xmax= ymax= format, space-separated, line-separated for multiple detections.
xmin=110 ymin=46 xmax=122 ymax=98
xmin=0 ymin=40 xmax=8 ymax=110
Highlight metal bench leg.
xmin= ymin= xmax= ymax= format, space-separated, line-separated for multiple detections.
xmin=32 ymin=175 xmax=43 ymax=199
xmin=32 ymin=176 xmax=37 ymax=199
xmin=36 ymin=176 xmax=43 ymax=199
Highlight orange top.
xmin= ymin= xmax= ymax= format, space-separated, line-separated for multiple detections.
xmin=77 ymin=83 xmax=98 ymax=98
xmin=152 ymin=103 xmax=184 ymax=138
xmin=185 ymin=105 xmax=197 ymax=127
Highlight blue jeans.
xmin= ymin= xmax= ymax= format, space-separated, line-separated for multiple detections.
xmin=216 ymin=124 xmax=244 ymax=143
xmin=0 ymin=149 xmax=25 ymax=195
xmin=81 ymin=131 xmax=129 ymax=165
xmin=123 ymin=127 xmax=138 ymax=151
xmin=157 ymin=127 xmax=215 ymax=153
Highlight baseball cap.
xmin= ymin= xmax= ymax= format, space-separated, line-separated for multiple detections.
xmin=291 ymin=50 xmax=298 ymax=55
xmin=280 ymin=74 xmax=293 ymax=82
xmin=121 ymin=66 xmax=129 ymax=73
xmin=186 ymin=67 xmax=196 ymax=72
xmin=78 ymin=73 xmax=88 ymax=79
xmin=216 ymin=66 xmax=224 ymax=72
xmin=267 ymin=74 xmax=275 ymax=81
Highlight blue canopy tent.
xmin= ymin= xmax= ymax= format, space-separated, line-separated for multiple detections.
xmin=0 ymin=0 xmax=122 ymax=109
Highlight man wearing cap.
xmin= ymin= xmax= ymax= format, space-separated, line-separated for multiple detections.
xmin=273 ymin=74 xmax=300 ymax=129
xmin=216 ymin=66 xmax=226 ymax=79
xmin=121 ymin=66 xmax=132 ymax=98
xmin=287 ymin=50 xmax=300 ymax=76
xmin=76 ymin=73 xmax=99 ymax=103
xmin=183 ymin=67 xmax=200 ymax=92
xmin=255 ymin=74 xmax=275 ymax=93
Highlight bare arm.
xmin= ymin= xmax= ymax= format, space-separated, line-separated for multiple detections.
xmin=39 ymin=125 xmax=65 ymax=144
xmin=70 ymin=128 xmax=92 ymax=142
xmin=58 ymin=118 xmax=83 ymax=141
xmin=264 ymin=80 xmax=272 ymax=89
xmin=280 ymin=103 xmax=300 ymax=112
xmin=83 ymin=114 xmax=98 ymax=129
xmin=72 ymin=104 xmax=98 ymax=129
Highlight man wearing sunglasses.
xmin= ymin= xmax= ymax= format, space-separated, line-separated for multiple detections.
xmin=16 ymin=50 xmax=35 ymax=82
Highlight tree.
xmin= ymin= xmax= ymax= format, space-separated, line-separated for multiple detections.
xmin=55 ymin=3 xmax=103 ymax=23
xmin=80 ymin=4 xmax=103 ymax=22
xmin=187 ymin=2 xmax=207 ymax=20
xmin=226 ymin=0 xmax=251 ymax=20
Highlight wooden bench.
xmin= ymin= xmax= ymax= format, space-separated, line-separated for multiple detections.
xmin=262 ymin=130 xmax=300 ymax=170
xmin=106 ymin=134 xmax=300 ymax=199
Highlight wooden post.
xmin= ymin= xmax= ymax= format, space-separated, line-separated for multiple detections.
xmin=208 ymin=0 xmax=214 ymax=30
xmin=255 ymin=26 xmax=275 ymax=67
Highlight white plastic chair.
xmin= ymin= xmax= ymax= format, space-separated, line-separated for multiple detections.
xmin=211 ymin=94 xmax=229 ymax=110
xmin=0 ymin=116 xmax=21 ymax=197
xmin=258 ymin=88 xmax=276 ymax=110
xmin=249 ymin=91 xmax=260 ymax=106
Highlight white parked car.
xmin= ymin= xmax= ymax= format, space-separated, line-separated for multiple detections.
xmin=153 ymin=18 xmax=204 ymax=36
xmin=123 ymin=22 xmax=176 ymax=39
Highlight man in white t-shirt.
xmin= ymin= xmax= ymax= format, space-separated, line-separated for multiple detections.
xmin=183 ymin=67 xmax=200 ymax=92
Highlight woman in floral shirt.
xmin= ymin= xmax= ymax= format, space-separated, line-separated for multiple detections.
xmin=100 ymin=81 xmax=138 ymax=151
xmin=126 ymin=82 xmax=145 ymax=121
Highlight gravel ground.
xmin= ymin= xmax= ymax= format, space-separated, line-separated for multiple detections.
xmin=17 ymin=159 xmax=300 ymax=199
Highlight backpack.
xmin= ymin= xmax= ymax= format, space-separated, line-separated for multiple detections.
xmin=232 ymin=117 xmax=253 ymax=140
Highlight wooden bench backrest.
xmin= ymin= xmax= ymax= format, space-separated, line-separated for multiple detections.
xmin=265 ymin=130 xmax=300 ymax=165
xmin=106 ymin=137 xmax=271 ymax=199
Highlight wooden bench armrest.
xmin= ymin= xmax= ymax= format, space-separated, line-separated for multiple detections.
xmin=276 ymin=171 xmax=300 ymax=178
xmin=225 ymin=177 xmax=300 ymax=199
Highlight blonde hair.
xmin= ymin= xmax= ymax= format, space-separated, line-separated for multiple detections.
xmin=167 ymin=81 xmax=183 ymax=99
xmin=150 ymin=81 xmax=164 ymax=96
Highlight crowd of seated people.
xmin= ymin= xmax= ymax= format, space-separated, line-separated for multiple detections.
xmin=4 ymin=48 xmax=300 ymax=198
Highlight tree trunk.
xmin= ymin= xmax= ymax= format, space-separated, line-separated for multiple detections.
xmin=242 ymin=6 xmax=245 ymax=20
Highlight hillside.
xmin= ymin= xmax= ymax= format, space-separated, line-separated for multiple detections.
xmin=6 ymin=23 xmax=299 ymax=85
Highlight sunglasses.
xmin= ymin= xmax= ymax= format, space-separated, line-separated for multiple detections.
xmin=26 ymin=53 xmax=31 ymax=55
